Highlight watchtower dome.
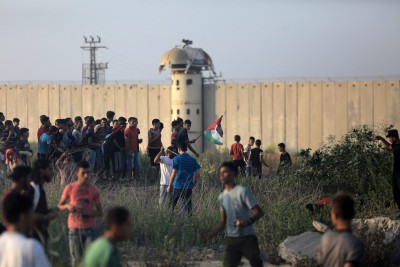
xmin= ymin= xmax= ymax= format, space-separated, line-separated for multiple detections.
xmin=159 ymin=39 xmax=215 ymax=151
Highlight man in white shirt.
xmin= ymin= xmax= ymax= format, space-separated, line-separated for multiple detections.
xmin=154 ymin=146 xmax=176 ymax=206
xmin=0 ymin=192 xmax=50 ymax=267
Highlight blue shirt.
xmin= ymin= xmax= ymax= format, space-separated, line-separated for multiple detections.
xmin=172 ymin=153 xmax=201 ymax=189
xmin=38 ymin=133 xmax=52 ymax=154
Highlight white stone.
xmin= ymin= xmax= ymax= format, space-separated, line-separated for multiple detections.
xmin=352 ymin=217 xmax=400 ymax=244
xmin=313 ymin=221 xmax=329 ymax=233
xmin=278 ymin=231 xmax=322 ymax=265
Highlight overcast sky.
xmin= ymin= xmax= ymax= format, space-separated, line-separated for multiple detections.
xmin=1 ymin=0 xmax=399 ymax=83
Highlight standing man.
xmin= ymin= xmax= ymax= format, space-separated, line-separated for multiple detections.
xmin=58 ymin=160 xmax=102 ymax=267
xmin=250 ymin=139 xmax=272 ymax=179
xmin=72 ymin=116 xmax=84 ymax=162
xmin=28 ymin=159 xmax=58 ymax=246
xmin=38 ymin=126 xmax=56 ymax=159
xmin=37 ymin=115 xmax=50 ymax=143
xmin=125 ymin=117 xmax=142 ymax=180
xmin=377 ymin=129 xmax=400 ymax=213
xmin=113 ymin=119 xmax=127 ymax=181
xmin=83 ymin=117 xmax=99 ymax=174
xmin=167 ymin=143 xmax=201 ymax=216
xmin=72 ymin=116 xmax=83 ymax=146
xmin=201 ymin=161 xmax=264 ymax=267
xmin=177 ymin=120 xmax=200 ymax=158
xmin=277 ymin=143 xmax=292 ymax=174
xmin=244 ymin=137 xmax=255 ymax=178
xmin=148 ymin=118 xmax=162 ymax=181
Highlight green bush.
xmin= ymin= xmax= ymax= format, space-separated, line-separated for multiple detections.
xmin=292 ymin=125 xmax=393 ymax=214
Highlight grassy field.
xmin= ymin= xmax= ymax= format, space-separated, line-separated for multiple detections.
xmin=0 ymin=125 xmax=399 ymax=266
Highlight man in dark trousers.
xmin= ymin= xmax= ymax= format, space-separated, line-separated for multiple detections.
xmin=377 ymin=129 xmax=400 ymax=213
xmin=28 ymin=159 xmax=58 ymax=246
xmin=201 ymin=161 xmax=264 ymax=267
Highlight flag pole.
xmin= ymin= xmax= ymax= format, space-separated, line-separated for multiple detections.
xmin=190 ymin=132 xmax=204 ymax=143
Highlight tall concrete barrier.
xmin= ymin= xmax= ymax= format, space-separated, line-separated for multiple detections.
xmin=0 ymin=80 xmax=399 ymax=153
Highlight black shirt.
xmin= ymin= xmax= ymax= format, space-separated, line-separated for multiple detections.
xmin=83 ymin=128 xmax=98 ymax=151
xmin=28 ymin=183 xmax=50 ymax=239
xmin=280 ymin=152 xmax=291 ymax=167
xmin=392 ymin=143 xmax=400 ymax=174
xmin=177 ymin=128 xmax=189 ymax=147
xmin=250 ymin=148 xmax=263 ymax=167
xmin=113 ymin=131 xmax=125 ymax=152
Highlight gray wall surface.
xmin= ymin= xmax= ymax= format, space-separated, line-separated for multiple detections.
xmin=0 ymin=80 xmax=399 ymax=153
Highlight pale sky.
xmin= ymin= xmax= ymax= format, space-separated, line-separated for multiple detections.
xmin=1 ymin=0 xmax=399 ymax=83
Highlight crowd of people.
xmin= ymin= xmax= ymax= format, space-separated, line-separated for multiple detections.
xmin=0 ymin=109 xmax=399 ymax=267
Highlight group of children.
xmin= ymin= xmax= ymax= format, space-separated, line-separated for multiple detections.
xmin=229 ymin=135 xmax=292 ymax=178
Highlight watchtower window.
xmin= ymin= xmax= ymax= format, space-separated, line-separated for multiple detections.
xmin=186 ymin=79 xmax=193 ymax=85
xmin=177 ymin=87 xmax=180 ymax=90
xmin=177 ymin=109 xmax=180 ymax=115
xmin=171 ymin=109 xmax=173 ymax=115
xmin=187 ymin=109 xmax=190 ymax=115
xmin=176 ymin=80 xmax=180 ymax=86
xmin=196 ymin=109 xmax=200 ymax=115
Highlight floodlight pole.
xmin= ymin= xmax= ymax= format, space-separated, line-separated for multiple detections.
xmin=81 ymin=36 xmax=107 ymax=85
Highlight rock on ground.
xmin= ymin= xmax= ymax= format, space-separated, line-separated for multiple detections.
xmin=278 ymin=231 xmax=322 ymax=265
xmin=352 ymin=216 xmax=400 ymax=244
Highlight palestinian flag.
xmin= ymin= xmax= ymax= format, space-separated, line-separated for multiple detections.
xmin=204 ymin=116 xmax=224 ymax=145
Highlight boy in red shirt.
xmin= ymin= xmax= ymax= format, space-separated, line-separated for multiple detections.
xmin=229 ymin=135 xmax=245 ymax=174
xmin=58 ymin=160 xmax=102 ymax=267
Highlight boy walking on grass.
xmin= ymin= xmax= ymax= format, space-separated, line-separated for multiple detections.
xmin=317 ymin=192 xmax=364 ymax=267
xmin=244 ymin=137 xmax=255 ymax=177
xmin=167 ymin=143 xmax=201 ymax=216
xmin=154 ymin=146 xmax=176 ymax=206
xmin=230 ymin=135 xmax=245 ymax=173
xmin=250 ymin=139 xmax=271 ymax=179
xmin=58 ymin=160 xmax=103 ymax=267
xmin=277 ymin=143 xmax=292 ymax=174
xmin=201 ymin=161 xmax=264 ymax=267
xmin=81 ymin=207 xmax=131 ymax=267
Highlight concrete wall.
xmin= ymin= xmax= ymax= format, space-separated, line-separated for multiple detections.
xmin=1 ymin=80 xmax=399 ymax=153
